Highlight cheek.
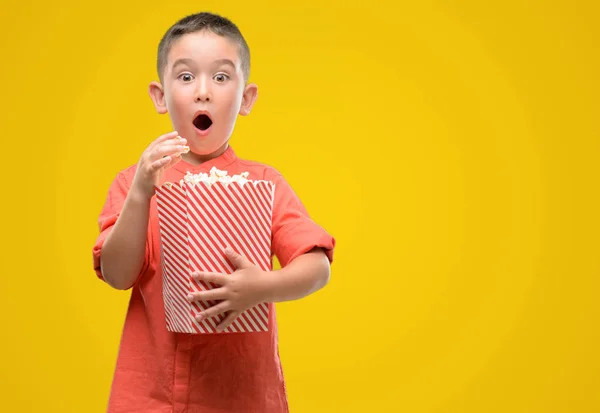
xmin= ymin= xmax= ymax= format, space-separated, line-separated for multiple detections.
xmin=165 ymin=93 xmax=189 ymax=120
xmin=224 ymin=91 xmax=243 ymax=117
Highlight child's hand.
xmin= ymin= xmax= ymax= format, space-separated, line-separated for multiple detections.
xmin=188 ymin=247 xmax=273 ymax=332
xmin=131 ymin=131 xmax=187 ymax=199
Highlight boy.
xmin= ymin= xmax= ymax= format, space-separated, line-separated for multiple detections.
xmin=92 ymin=11 xmax=335 ymax=413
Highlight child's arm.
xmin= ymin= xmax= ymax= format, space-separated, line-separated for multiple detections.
xmin=189 ymin=247 xmax=330 ymax=332
xmin=100 ymin=188 xmax=152 ymax=290
xmin=100 ymin=132 xmax=187 ymax=290
xmin=266 ymin=247 xmax=330 ymax=303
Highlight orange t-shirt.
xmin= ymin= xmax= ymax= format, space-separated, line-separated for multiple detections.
xmin=92 ymin=146 xmax=335 ymax=413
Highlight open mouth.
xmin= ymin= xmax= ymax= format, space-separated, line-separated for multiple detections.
xmin=193 ymin=113 xmax=213 ymax=131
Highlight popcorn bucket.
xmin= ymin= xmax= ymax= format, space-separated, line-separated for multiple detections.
xmin=155 ymin=168 xmax=275 ymax=334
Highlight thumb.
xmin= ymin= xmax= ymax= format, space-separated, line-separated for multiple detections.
xmin=224 ymin=247 xmax=251 ymax=269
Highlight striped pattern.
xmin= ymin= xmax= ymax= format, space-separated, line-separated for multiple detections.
xmin=156 ymin=180 xmax=275 ymax=334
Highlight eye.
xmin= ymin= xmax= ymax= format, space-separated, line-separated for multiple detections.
xmin=214 ymin=73 xmax=229 ymax=83
xmin=179 ymin=73 xmax=194 ymax=82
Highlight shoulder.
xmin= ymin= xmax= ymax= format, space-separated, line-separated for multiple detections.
xmin=112 ymin=163 xmax=139 ymax=186
xmin=234 ymin=157 xmax=302 ymax=205
xmin=234 ymin=157 xmax=285 ymax=182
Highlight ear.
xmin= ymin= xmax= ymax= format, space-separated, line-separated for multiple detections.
xmin=239 ymin=83 xmax=258 ymax=116
xmin=148 ymin=81 xmax=168 ymax=114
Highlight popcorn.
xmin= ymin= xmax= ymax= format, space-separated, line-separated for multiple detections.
xmin=176 ymin=167 xmax=253 ymax=187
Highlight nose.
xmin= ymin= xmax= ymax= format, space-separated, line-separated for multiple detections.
xmin=195 ymin=77 xmax=211 ymax=102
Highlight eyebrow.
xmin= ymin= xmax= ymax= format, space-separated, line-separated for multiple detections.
xmin=172 ymin=58 xmax=196 ymax=69
xmin=171 ymin=58 xmax=237 ymax=71
xmin=213 ymin=59 xmax=236 ymax=70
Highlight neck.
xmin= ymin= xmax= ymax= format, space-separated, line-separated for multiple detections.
xmin=182 ymin=142 xmax=229 ymax=165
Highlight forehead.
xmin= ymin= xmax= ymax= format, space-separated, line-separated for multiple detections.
xmin=167 ymin=31 xmax=241 ymax=67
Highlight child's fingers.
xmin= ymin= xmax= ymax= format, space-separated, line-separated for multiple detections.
xmin=187 ymin=288 xmax=227 ymax=303
xmin=216 ymin=311 xmax=239 ymax=333
xmin=148 ymin=131 xmax=179 ymax=150
xmin=147 ymin=147 xmax=184 ymax=174
xmin=165 ymin=154 xmax=182 ymax=169
xmin=149 ymin=156 xmax=171 ymax=171
xmin=163 ymin=135 xmax=187 ymax=148
xmin=152 ymin=144 xmax=188 ymax=161
xmin=196 ymin=301 xmax=230 ymax=321
xmin=192 ymin=271 xmax=228 ymax=286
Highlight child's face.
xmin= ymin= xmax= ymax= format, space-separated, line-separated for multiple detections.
xmin=149 ymin=31 xmax=257 ymax=160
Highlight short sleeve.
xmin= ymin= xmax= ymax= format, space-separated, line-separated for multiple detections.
xmin=269 ymin=171 xmax=335 ymax=268
xmin=92 ymin=172 xmax=152 ymax=287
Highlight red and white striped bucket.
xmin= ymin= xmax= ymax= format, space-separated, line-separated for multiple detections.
xmin=155 ymin=177 xmax=274 ymax=334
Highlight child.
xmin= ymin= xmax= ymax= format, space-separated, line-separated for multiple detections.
xmin=92 ymin=11 xmax=335 ymax=413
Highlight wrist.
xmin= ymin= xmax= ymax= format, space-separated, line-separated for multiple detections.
xmin=128 ymin=184 xmax=154 ymax=205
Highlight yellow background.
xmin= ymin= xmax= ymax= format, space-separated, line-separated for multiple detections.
xmin=1 ymin=1 xmax=598 ymax=412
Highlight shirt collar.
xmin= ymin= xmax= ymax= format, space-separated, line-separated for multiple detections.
xmin=173 ymin=145 xmax=237 ymax=174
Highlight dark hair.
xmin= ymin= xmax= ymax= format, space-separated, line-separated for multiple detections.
xmin=157 ymin=12 xmax=250 ymax=82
